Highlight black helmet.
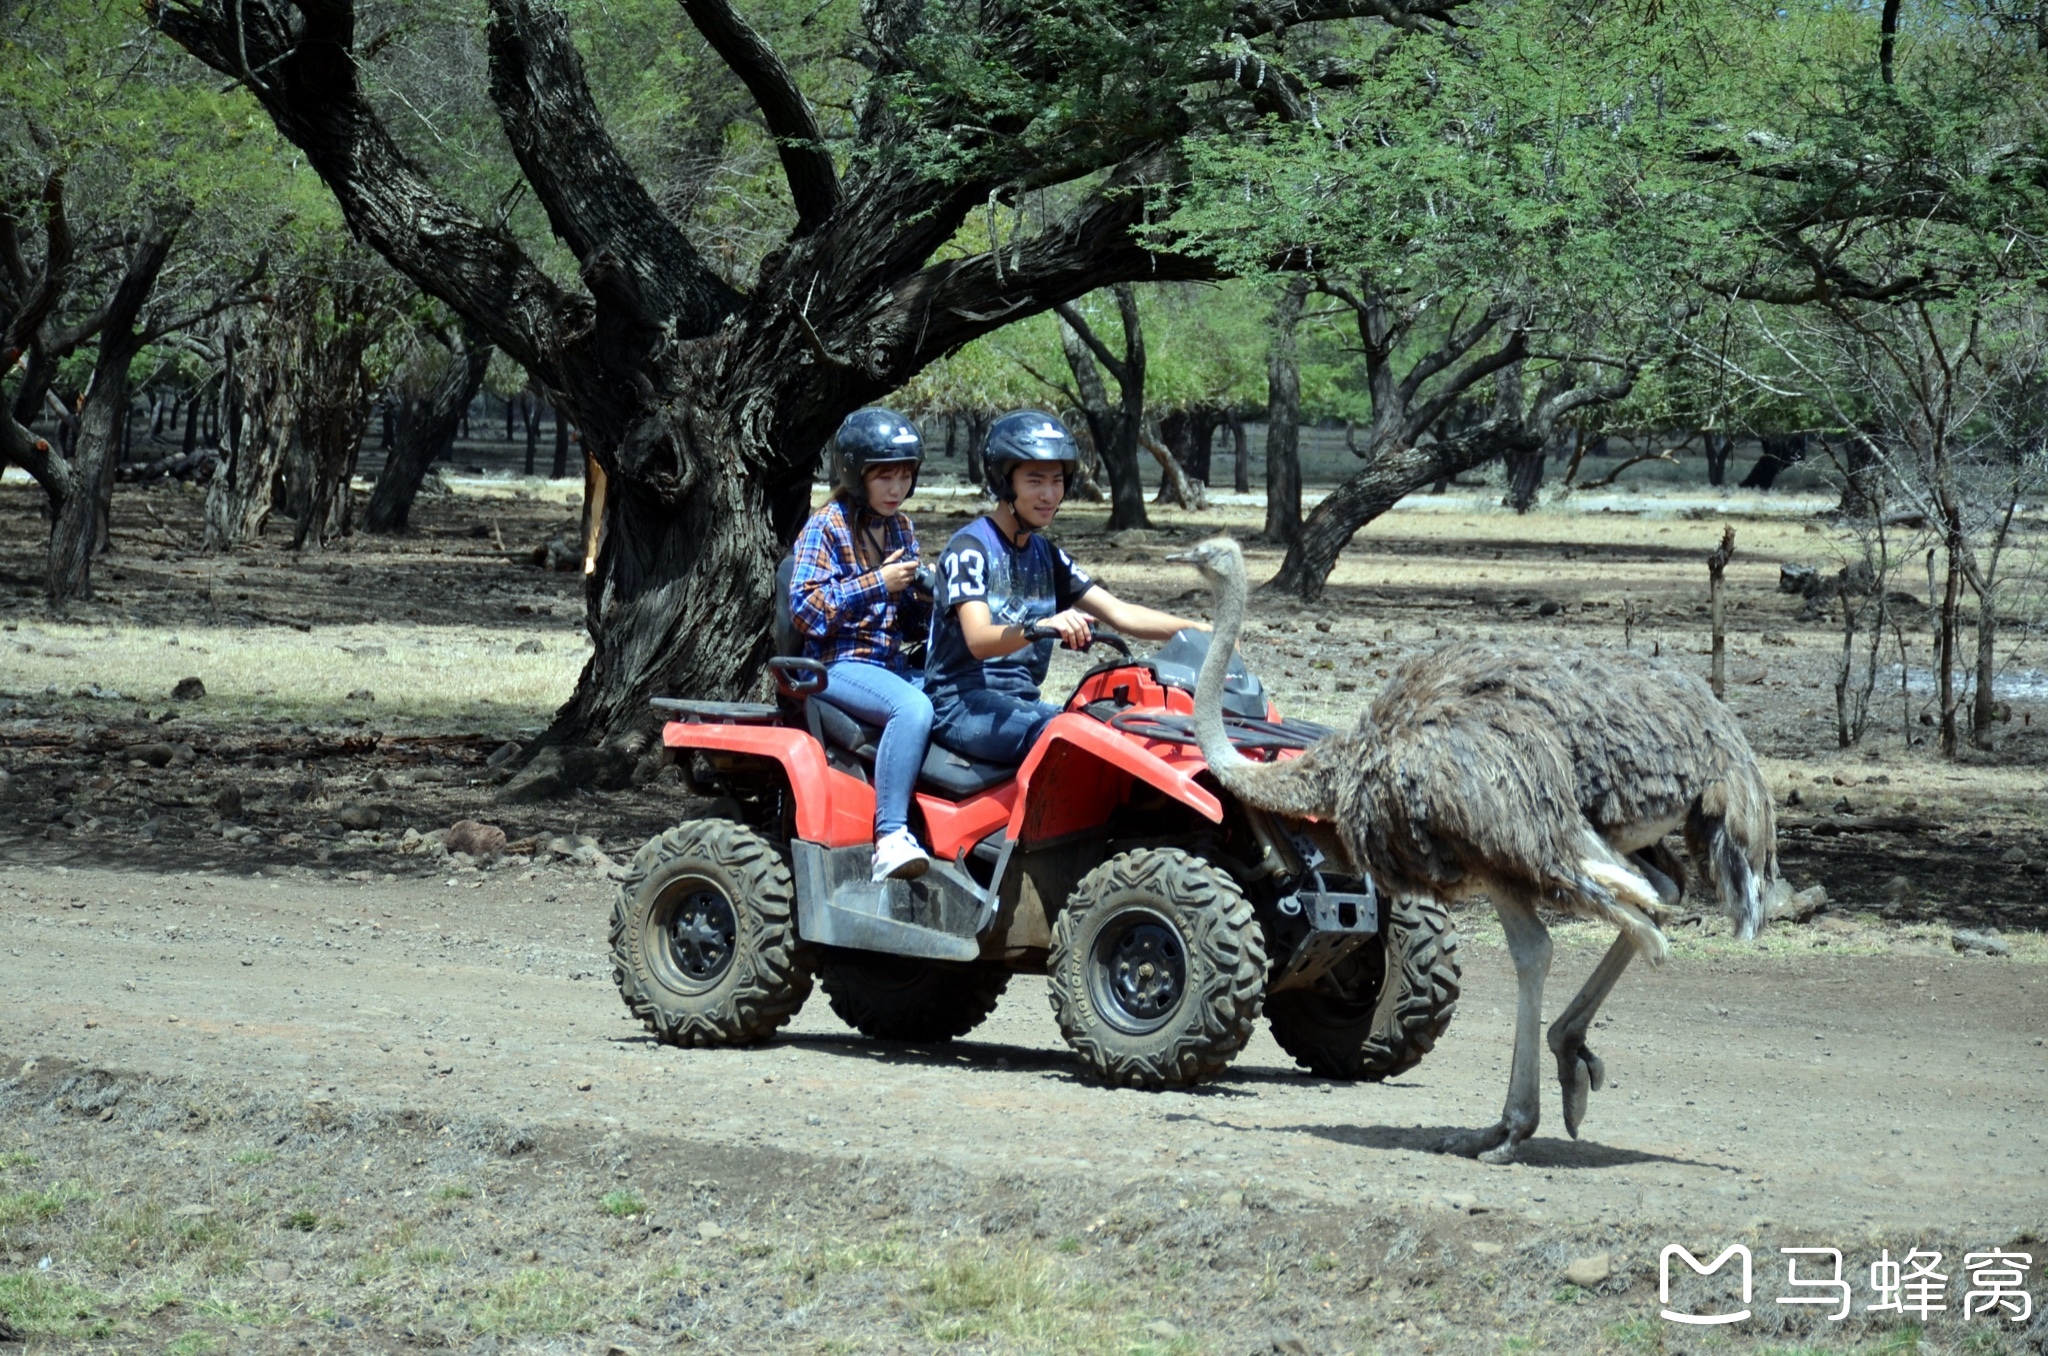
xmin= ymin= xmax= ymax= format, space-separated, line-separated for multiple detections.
xmin=983 ymin=409 xmax=1079 ymax=501
xmin=832 ymin=407 xmax=924 ymax=507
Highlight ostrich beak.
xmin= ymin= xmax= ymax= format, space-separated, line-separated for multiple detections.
xmin=1163 ymin=550 xmax=1195 ymax=563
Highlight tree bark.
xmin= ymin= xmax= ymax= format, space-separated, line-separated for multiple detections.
xmin=1056 ymin=287 xmax=1150 ymax=530
xmin=1227 ymin=412 xmax=1249 ymax=494
xmin=522 ymin=391 xmax=541 ymax=475
xmin=46 ymin=215 xmax=182 ymax=601
xmin=1502 ymin=442 xmax=1546 ymax=512
xmin=1266 ymin=418 xmax=1541 ymax=600
xmin=363 ymin=329 xmax=493 ymax=534
xmin=285 ymin=274 xmax=387 ymax=548
xmin=1262 ymin=278 xmax=1311 ymax=546
xmin=1971 ymin=580 xmax=1998 ymax=743
xmin=205 ymin=312 xmax=299 ymax=550
xmin=1703 ymin=430 xmax=1733 ymax=486
xmin=1740 ymin=433 xmax=1806 ymax=490
xmin=1157 ymin=407 xmax=1218 ymax=499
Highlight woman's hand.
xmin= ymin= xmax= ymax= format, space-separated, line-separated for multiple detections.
xmin=878 ymin=549 xmax=919 ymax=596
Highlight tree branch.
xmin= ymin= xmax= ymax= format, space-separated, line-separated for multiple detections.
xmin=153 ymin=0 xmax=579 ymax=383
xmin=1053 ymin=301 xmax=1130 ymax=387
xmin=677 ymin=0 xmax=839 ymax=235
xmin=1229 ymin=0 xmax=1465 ymax=40
xmin=487 ymin=0 xmax=740 ymax=340
xmin=139 ymin=249 xmax=270 ymax=344
xmin=0 ymin=171 xmax=74 ymax=356
xmin=1395 ymin=302 xmax=1505 ymax=410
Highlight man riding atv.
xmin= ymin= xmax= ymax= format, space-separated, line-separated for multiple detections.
xmin=927 ymin=409 xmax=1210 ymax=764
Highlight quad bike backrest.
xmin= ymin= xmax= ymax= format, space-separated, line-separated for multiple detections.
xmin=772 ymin=555 xmax=803 ymax=658
xmin=1149 ymin=629 xmax=1269 ymax=720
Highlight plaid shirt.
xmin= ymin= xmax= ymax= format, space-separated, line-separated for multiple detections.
xmin=788 ymin=499 xmax=922 ymax=670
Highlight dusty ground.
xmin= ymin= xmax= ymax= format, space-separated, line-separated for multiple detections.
xmin=1 ymin=473 xmax=2045 ymax=1353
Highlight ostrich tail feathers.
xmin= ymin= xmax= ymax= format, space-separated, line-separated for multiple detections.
xmin=1578 ymin=859 xmax=1670 ymax=966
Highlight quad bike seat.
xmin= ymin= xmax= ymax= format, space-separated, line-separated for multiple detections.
xmin=771 ymin=556 xmax=1015 ymax=799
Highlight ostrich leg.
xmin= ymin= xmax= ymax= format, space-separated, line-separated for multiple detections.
xmin=1545 ymin=934 xmax=1635 ymax=1138
xmin=1440 ymin=894 xmax=1552 ymax=1165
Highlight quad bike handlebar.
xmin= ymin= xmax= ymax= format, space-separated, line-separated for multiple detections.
xmin=768 ymin=655 xmax=829 ymax=698
xmin=1022 ymin=621 xmax=1131 ymax=658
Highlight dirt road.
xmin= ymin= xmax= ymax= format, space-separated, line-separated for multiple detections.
xmin=4 ymin=857 xmax=2044 ymax=1353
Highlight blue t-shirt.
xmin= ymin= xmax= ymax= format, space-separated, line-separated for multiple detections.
xmin=925 ymin=517 xmax=1096 ymax=707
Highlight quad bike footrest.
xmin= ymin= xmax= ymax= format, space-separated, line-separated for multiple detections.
xmin=789 ymin=840 xmax=985 ymax=962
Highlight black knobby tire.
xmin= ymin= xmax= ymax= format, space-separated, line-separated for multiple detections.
xmin=817 ymin=952 xmax=1010 ymax=1042
xmin=610 ymin=819 xmax=812 ymax=1046
xmin=1049 ymin=848 xmax=1267 ymax=1089
xmin=1266 ymin=894 xmax=1460 ymax=1080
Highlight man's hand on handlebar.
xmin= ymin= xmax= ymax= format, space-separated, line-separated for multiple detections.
xmin=1028 ymin=609 xmax=1093 ymax=651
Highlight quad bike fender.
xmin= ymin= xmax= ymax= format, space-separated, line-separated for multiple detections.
xmin=1008 ymin=712 xmax=1222 ymax=845
xmin=661 ymin=721 xmax=875 ymax=847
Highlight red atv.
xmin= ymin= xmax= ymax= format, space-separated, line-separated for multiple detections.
xmin=610 ymin=584 xmax=1460 ymax=1089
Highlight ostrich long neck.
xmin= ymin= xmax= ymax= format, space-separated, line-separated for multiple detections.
xmin=1190 ymin=548 xmax=1334 ymax=820
xmin=1191 ymin=555 xmax=1258 ymax=782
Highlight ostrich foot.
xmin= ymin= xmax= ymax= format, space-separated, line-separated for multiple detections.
xmin=1436 ymin=1121 xmax=1528 ymax=1164
xmin=1554 ymin=1039 xmax=1607 ymax=1139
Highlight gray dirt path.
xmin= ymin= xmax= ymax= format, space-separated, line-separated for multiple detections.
xmin=5 ymin=863 xmax=2043 ymax=1241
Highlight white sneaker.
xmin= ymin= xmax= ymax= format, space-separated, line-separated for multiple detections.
xmin=871 ymin=828 xmax=929 ymax=882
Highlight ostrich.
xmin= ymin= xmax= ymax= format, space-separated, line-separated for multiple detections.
xmin=1173 ymin=536 xmax=1780 ymax=1163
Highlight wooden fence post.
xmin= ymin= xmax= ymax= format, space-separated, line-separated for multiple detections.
xmin=1707 ymin=526 xmax=1736 ymax=699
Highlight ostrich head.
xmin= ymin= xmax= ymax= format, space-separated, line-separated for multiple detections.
xmin=1165 ymin=535 xmax=1245 ymax=586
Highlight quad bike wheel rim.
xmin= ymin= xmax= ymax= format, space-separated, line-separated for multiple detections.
xmin=651 ymin=877 xmax=738 ymax=990
xmin=1088 ymin=907 xmax=1188 ymax=1035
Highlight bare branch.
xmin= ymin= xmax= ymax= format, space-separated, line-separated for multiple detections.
xmin=677 ymin=0 xmax=839 ymax=234
xmin=1229 ymin=0 xmax=1465 ymax=40
xmin=487 ymin=0 xmax=739 ymax=339
xmin=1054 ymin=301 xmax=1130 ymax=387
xmin=153 ymin=0 xmax=579 ymax=382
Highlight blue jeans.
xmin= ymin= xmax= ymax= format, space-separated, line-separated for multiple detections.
xmin=823 ymin=661 xmax=933 ymax=837
xmin=931 ymin=688 xmax=1060 ymax=765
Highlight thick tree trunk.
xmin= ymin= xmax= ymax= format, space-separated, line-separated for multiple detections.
xmin=1228 ymin=413 xmax=1249 ymax=494
xmin=1502 ymin=443 xmax=1546 ymax=512
xmin=965 ymin=411 xmax=986 ymax=486
xmin=1836 ymin=434 xmax=1883 ymax=518
xmin=363 ymin=333 xmax=493 ymax=533
xmin=1267 ymin=419 xmax=1541 ymax=601
xmin=284 ymin=278 xmax=382 ymax=549
xmin=47 ymin=337 xmax=141 ymax=600
xmin=1262 ymin=279 xmax=1311 ymax=547
xmin=1936 ymin=511 xmax=1963 ymax=757
xmin=1740 ymin=433 xmax=1806 ymax=490
xmin=549 ymin=440 xmax=785 ymax=742
xmin=205 ymin=316 xmax=300 ymax=550
xmin=1056 ymin=293 xmax=1150 ymax=530
xmin=1156 ymin=408 xmax=1218 ymax=502
xmin=1972 ymin=580 xmax=1998 ymax=744
xmin=45 ymin=217 xmax=182 ymax=601
xmin=1703 ymin=430 xmax=1733 ymax=486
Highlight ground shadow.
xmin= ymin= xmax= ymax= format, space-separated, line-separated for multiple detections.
xmin=764 ymin=1029 xmax=1268 ymax=1095
xmin=1164 ymin=1109 xmax=1722 ymax=1170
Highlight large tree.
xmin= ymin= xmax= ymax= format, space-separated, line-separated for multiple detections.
xmin=2 ymin=0 xmax=315 ymax=601
xmin=152 ymin=0 xmax=1470 ymax=750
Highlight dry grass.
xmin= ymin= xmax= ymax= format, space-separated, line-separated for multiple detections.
xmin=0 ymin=620 xmax=588 ymax=730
